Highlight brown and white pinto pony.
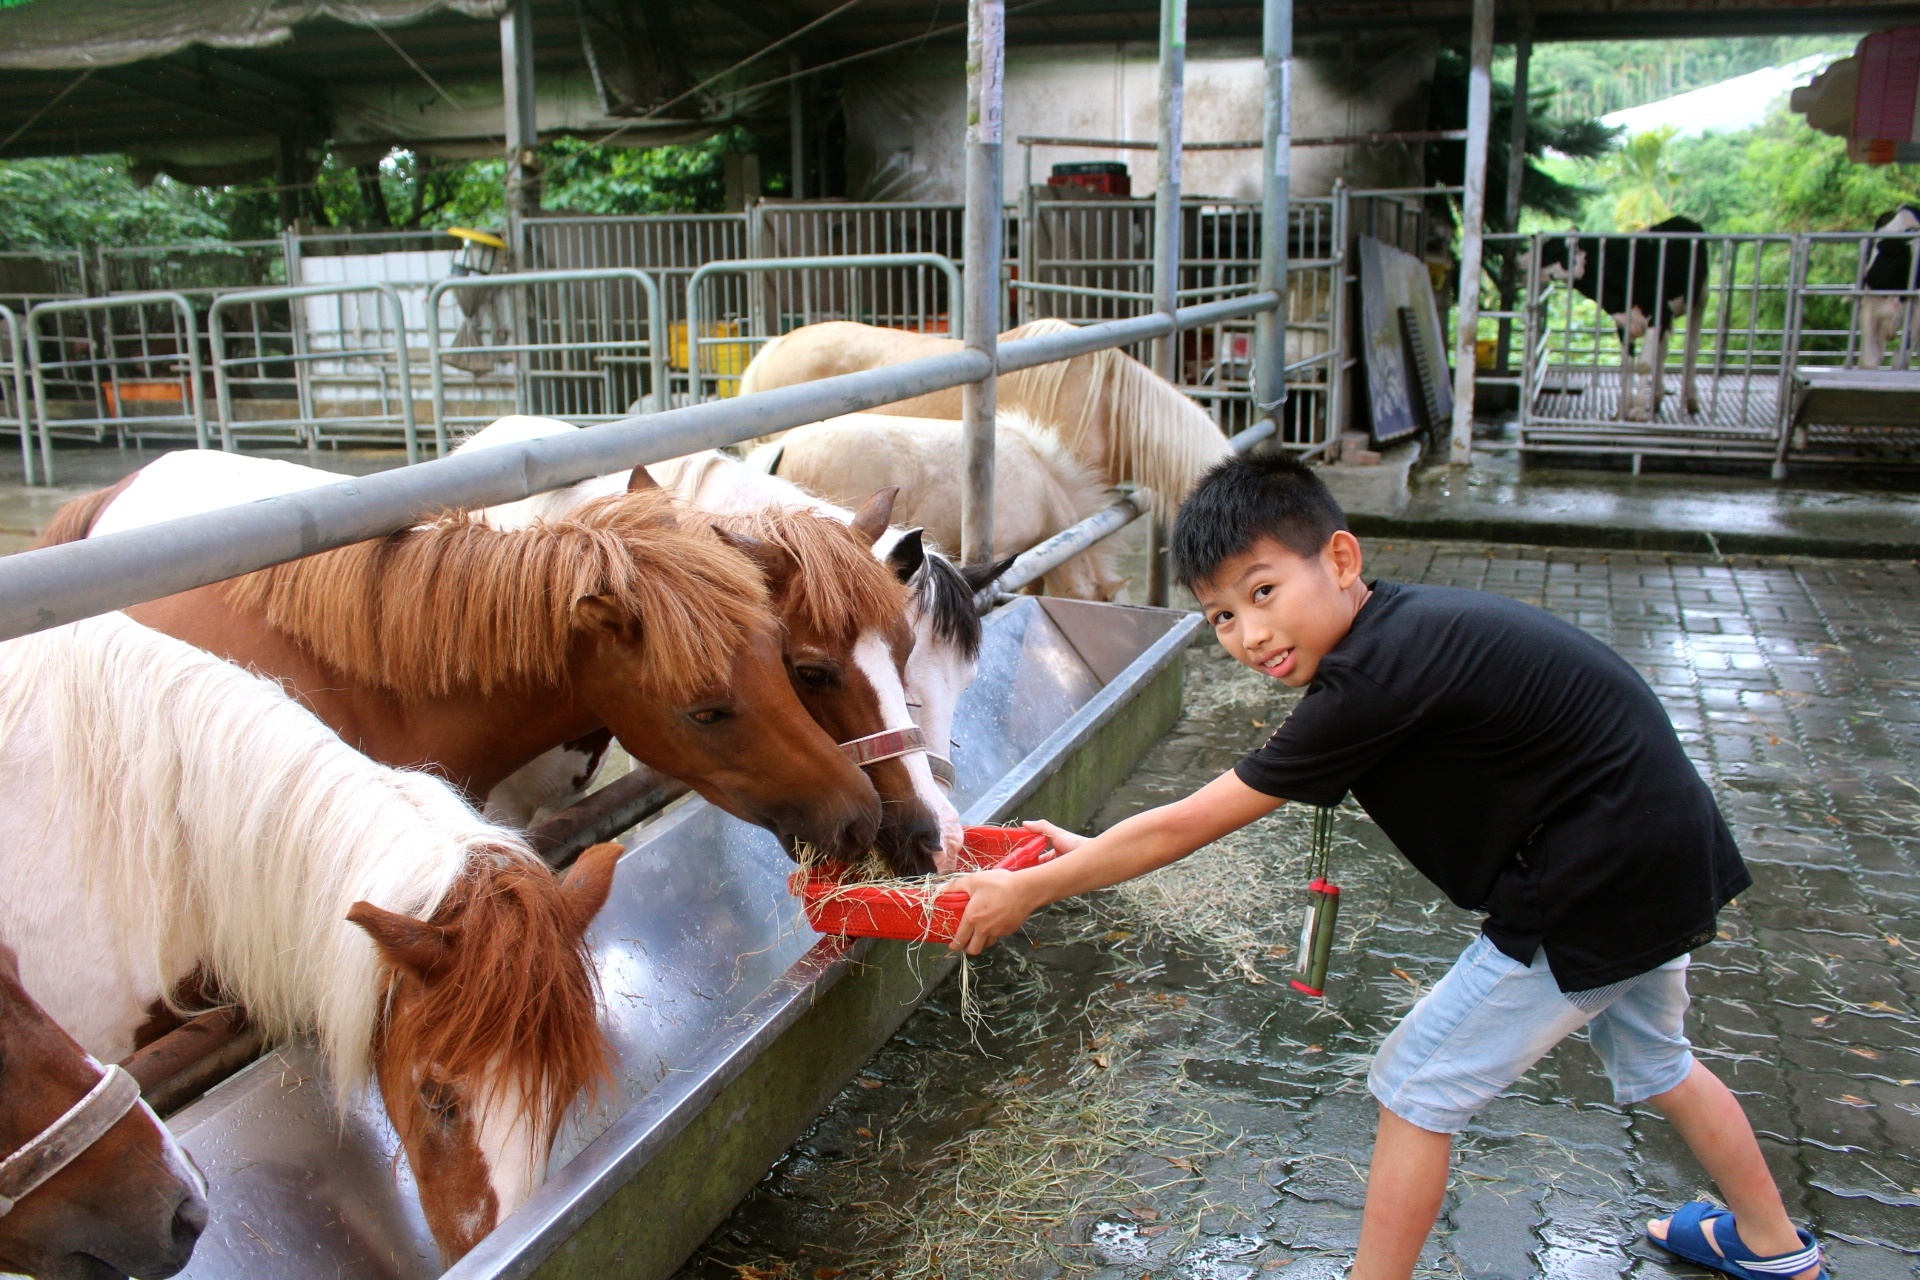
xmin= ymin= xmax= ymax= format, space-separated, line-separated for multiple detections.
xmin=456 ymin=416 xmax=994 ymax=868
xmin=0 ymin=613 xmax=617 ymax=1263
xmin=737 ymin=318 xmax=1231 ymax=514
xmin=41 ymin=450 xmax=889 ymax=866
xmin=0 ymin=942 xmax=206 ymax=1280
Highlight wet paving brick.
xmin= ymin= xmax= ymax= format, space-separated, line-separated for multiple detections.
xmin=678 ymin=541 xmax=1920 ymax=1279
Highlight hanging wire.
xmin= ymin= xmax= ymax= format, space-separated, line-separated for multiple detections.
xmin=0 ymin=66 xmax=96 ymax=157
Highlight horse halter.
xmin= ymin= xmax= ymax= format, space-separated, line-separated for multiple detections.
xmin=0 ymin=1060 xmax=142 ymax=1217
xmin=839 ymin=725 xmax=957 ymax=789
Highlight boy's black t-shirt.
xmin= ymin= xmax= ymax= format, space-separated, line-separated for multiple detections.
xmin=1234 ymin=580 xmax=1750 ymax=992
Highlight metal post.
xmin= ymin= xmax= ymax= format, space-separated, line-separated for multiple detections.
xmin=789 ymin=52 xmax=805 ymax=201
xmin=1252 ymin=0 xmax=1292 ymax=429
xmin=501 ymin=0 xmax=541 ymax=234
xmin=960 ymin=0 xmax=1005 ymax=570
xmin=1147 ymin=0 xmax=1186 ymax=606
xmin=1448 ymin=0 xmax=1494 ymax=466
xmin=1495 ymin=0 xmax=1531 ymax=373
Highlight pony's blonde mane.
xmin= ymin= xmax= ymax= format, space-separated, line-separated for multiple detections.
xmin=0 ymin=613 xmax=529 ymax=1100
xmin=1000 ymin=318 xmax=1231 ymax=515
xmin=999 ymin=408 xmax=1123 ymax=589
xmin=226 ymin=490 xmax=768 ymax=703
xmin=706 ymin=505 xmax=908 ymax=643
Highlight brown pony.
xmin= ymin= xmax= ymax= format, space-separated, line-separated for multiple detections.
xmin=702 ymin=496 xmax=946 ymax=872
xmin=51 ymin=463 xmax=884 ymax=863
xmin=0 ymin=942 xmax=207 ymax=1280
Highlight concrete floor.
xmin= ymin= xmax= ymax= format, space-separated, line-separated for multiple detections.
xmin=681 ymin=541 xmax=1920 ymax=1280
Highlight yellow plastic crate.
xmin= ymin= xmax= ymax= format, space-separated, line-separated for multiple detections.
xmin=670 ymin=321 xmax=752 ymax=396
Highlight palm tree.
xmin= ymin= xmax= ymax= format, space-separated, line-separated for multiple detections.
xmin=1603 ymin=128 xmax=1677 ymax=230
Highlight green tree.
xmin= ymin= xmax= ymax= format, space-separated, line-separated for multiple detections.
xmin=0 ymin=156 xmax=227 ymax=250
xmin=1601 ymin=128 xmax=1676 ymax=229
xmin=1426 ymin=50 xmax=1618 ymax=226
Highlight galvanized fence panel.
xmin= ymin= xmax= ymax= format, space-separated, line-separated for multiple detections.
xmin=684 ymin=255 xmax=963 ymax=404
xmin=521 ymin=214 xmax=749 ymax=399
xmin=426 ymin=268 xmax=665 ymax=447
xmin=209 ymin=283 xmax=419 ymax=460
xmin=27 ymin=293 xmax=208 ymax=482
xmin=1518 ymin=230 xmax=1798 ymax=463
xmin=0 ymin=305 xmax=31 ymax=482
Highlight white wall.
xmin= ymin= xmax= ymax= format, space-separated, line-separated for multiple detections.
xmin=841 ymin=36 xmax=1439 ymax=204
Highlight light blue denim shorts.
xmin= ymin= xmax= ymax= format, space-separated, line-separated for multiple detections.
xmin=1368 ymin=934 xmax=1695 ymax=1134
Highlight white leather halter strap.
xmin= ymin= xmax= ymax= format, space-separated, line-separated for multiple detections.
xmin=0 ymin=1060 xmax=142 ymax=1217
xmin=840 ymin=725 xmax=927 ymax=770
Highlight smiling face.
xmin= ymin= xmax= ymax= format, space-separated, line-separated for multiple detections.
xmin=1192 ymin=533 xmax=1370 ymax=688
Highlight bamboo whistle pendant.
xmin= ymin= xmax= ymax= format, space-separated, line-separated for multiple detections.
xmin=1292 ymin=805 xmax=1340 ymax=998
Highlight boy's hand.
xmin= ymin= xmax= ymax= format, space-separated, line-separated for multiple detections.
xmin=1021 ymin=819 xmax=1085 ymax=862
xmin=949 ymin=869 xmax=1042 ymax=956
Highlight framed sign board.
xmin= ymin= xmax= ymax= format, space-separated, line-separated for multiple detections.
xmin=1357 ymin=235 xmax=1452 ymax=446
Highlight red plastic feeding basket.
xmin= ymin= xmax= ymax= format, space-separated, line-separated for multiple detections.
xmin=796 ymin=826 xmax=1051 ymax=943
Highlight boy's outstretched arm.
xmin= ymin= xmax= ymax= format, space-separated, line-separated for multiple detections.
xmin=948 ymin=770 xmax=1283 ymax=955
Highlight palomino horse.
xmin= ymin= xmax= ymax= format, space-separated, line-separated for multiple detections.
xmin=0 ymin=613 xmax=619 ymax=1263
xmin=737 ymin=318 xmax=1231 ymax=513
xmin=456 ymin=416 xmax=1008 ymax=869
xmin=0 ymin=941 xmax=206 ymax=1280
xmin=45 ymin=450 xmax=886 ymax=865
xmin=748 ymin=410 xmax=1129 ymax=602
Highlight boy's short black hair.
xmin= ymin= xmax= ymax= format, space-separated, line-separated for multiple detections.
xmin=1170 ymin=452 xmax=1348 ymax=589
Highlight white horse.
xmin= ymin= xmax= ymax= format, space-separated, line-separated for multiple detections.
xmin=737 ymin=318 xmax=1231 ymax=514
xmin=0 ymin=612 xmax=617 ymax=1262
xmin=748 ymin=410 xmax=1128 ymax=601
xmin=458 ymin=416 xmax=995 ymax=870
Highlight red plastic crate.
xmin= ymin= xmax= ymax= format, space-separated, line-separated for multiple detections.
xmin=796 ymin=825 xmax=1051 ymax=942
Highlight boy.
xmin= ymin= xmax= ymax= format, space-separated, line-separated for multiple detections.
xmin=950 ymin=454 xmax=1820 ymax=1280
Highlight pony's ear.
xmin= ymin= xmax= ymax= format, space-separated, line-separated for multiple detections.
xmin=886 ymin=527 xmax=926 ymax=584
xmin=850 ymin=487 xmax=898 ymax=546
xmin=960 ymin=554 xmax=1019 ymax=594
xmin=348 ymin=902 xmax=452 ymax=981
xmin=561 ymin=842 xmax=622 ymax=937
xmin=627 ymin=465 xmax=660 ymax=493
xmin=573 ymin=594 xmax=638 ymax=639
xmin=714 ymin=526 xmax=799 ymax=596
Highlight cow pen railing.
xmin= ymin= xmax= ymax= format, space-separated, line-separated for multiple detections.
xmin=1511 ymin=226 xmax=1920 ymax=468
xmin=425 ymin=267 xmax=667 ymax=449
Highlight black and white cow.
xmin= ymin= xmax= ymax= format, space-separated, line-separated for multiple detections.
xmin=1532 ymin=215 xmax=1711 ymax=421
xmin=1860 ymin=205 xmax=1920 ymax=369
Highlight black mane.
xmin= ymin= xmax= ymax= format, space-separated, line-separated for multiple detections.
xmin=913 ymin=550 xmax=983 ymax=661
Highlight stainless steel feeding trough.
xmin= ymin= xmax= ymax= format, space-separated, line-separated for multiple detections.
xmin=165 ymin=595 xmax=1203 ymax=1280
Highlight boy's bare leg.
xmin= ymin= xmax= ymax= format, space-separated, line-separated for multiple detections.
xmin=1353 ymin=1106 xmax=1452 ymax=1280
xmin=1646 ymin=1062 xmax=1820 ymax=1278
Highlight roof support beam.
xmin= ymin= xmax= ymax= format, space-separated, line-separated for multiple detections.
xmin=1448 ymin=0 xmax=1494 ymax=467
xmin=501 ymin=0 xmax=541 ymax=230
xmin=960 ymin=0 xmax=1005 ymax=572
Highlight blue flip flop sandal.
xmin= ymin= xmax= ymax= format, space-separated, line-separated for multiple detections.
xmin=1648 ymin=1202 xmax=1822 ymax=1280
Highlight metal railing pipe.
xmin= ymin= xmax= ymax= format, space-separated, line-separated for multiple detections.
xmin=27 ymin=291 xmax=207 ymax=484
xmin=0 ymin=347 xmax=985 ymax=643
xmin=962 ymin=0 xmax=1006 ymax=570
xmin=0 ymin=290 xmax=1279 ymax=643
xmin=683 ymin=254 xmax=962 ymax=404
xmin=209 ymin=282 xmax=416 ymax=460
xmin=997 ymin=291 xmax=1279 ymax=372
xmin=426 ymin=268 xmax=666 ymax=451
xmin=1 ymin=305 xmax=30 ymax=485
xmin=991 ymin=415 xmax=1273 ymax=597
